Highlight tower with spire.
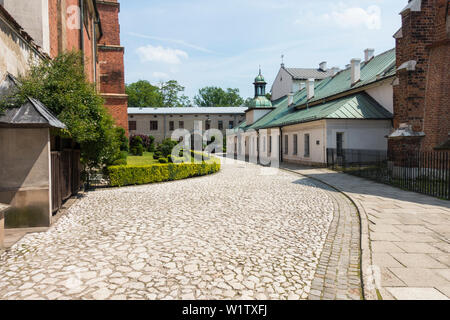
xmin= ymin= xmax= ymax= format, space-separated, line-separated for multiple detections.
xmin=245 ymin=68 xmax=274 ymax=126
xmin=248 ymin=68 xmax=273 ymax=109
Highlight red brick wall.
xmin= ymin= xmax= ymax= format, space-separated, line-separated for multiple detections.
xmin=97 ymin=0 xmax=128 ymax=135
xmin=391 ymin=0 xmax=450 ymax=152
xmin=47 ymin=0 xmax=128 ymax=134
xmin=48 ymin=0 xmax=59 ymax=58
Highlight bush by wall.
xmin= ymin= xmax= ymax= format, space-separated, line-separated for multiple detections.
xmin=107 ymin=158 xmax=221 ymax=187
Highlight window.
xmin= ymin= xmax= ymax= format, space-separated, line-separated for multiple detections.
xmin=169 ymin=121 xmax=174 ymax=131
xmin=284 ymin=135 xmax=289 ymax=154
xmin=129 ymin=121 xmax=136 ymax=131
xmin=150 ymin=121 xmax=158 ymax=131
xmin=269 ymin=136 xmax=272 ymax=153
xmin=293 ymin=134 xmax=298 ymax=155
xmin=179 ymin=121 xmax=184 ymax=129
xmin=205 ymin=121 xmax=211 ymax=130
xmin=218 ymin=120 xmax=223 ymax=130
xmin=304 ymin=134 xmax=310 ymax=157
xmin=229 ymin=121 xmax=234 ymax=129
xmin=337 ymin=132 xmax=344 ymax=157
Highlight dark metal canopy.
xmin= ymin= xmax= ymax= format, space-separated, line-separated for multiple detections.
xmin=0 ymin=74 xmax=66 ymax=129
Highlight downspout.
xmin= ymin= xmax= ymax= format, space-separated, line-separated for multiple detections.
xmin=256 ymin=129 xmax=260 ymax=163
xmin=163 ymin=114 xmax=166 ymax=140
xmin=279 ymin=126 xmax=283 ymax=163
xmin=93 ymin=18 xmax=96 ymax=85
xmin=79 ymin=0 xmax=85 ymax=67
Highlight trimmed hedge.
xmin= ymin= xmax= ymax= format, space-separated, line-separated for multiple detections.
xmin=107 ymin=159 xmax=221 ymax=187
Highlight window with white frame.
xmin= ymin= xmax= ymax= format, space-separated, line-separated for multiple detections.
xmin=284 ymin=135 xmax=289 ymax=154
xmin=293 ymin=134 xmax=298 ymax=155
xmin=304 ymin=134 xmax=310 ymax=157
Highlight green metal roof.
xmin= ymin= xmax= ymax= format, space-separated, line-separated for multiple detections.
xmin=294 ymin=48 xmax=396 ymax=108
xmin=254 ymin=69 xmax=266 ymax=83
xmin=248 ymin=96 xmax=273 ymax=109
xmin=261 ymin=93 xmax=393 ymax=128
xmin=232 ymin=48 xmax=395 ymax=133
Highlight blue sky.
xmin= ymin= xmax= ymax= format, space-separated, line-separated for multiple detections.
xmin=121 ymin=0 xmax=406 ymax=101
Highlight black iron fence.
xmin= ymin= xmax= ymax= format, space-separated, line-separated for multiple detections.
xmin=327 ymin=148 xmax=450 ymax=200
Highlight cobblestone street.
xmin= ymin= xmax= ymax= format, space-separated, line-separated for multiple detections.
xmin=0 ymin=160 xmax=335 ymax=300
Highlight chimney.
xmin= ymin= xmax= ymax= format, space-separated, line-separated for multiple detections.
xmin=351 ymin=58 xmax=361 ymax=85
xmin=364 ymin=48 xmax=375 ymax=63
xmin=331 ymin=67 xmax=340 ymax=76
xmin=319 ymin=61 xmax=327 ymax=72
xmin=287 ymin=92 xmax=294 ymax=106
xmin=306 ymin=78 xmax=315 ymax=100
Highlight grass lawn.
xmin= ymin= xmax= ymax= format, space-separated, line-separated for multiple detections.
xmin=127 ymin=152 xmax=158 ymax=165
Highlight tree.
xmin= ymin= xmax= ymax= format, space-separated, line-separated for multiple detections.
xmin=0 ymin=51 xmax=121 ymax=168
xmin=160 ymin=80 xmax=191 ymax=107
xmin=126 ymin=80 xmax=163 ymax=108
xmin=194 ymin=87 xmax=244 ymax=107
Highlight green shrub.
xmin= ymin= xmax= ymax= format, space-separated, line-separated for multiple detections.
xmin=130 ymin=136 xmax=144 ymax=156
xmin=159 ymin=158 xmax=168 ymax=163
xmin=153 ymin=151 xmax=162 ymax=159
xmin=112 ymin=158 xmax=127 ymax=166
xmin=157 ymin=138 xmax=178 ymax=158
xmin=115 ymin=127 xmax=129 ymax=152
xmin=107 ymin=158 xmax=221 ymax=187
xmin=148 ymin=135 xmax=156 ymax=152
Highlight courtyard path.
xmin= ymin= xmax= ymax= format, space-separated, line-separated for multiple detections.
xmin=0 ymin=159 xmax=336 ymax=300
xmin=282 ymin=164 xmax=450 ymax=300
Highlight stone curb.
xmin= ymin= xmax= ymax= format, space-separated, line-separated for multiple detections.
xmin=280 ymin=167 xmax=379 ymax=300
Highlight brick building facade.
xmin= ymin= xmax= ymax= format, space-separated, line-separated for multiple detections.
xmin=1 ymin=0 xmax=127 ymax=134
xmin=389 ymin=0 xmax=450 ymax=153
xmin=96 ymin=0 xmax=128 ymax=135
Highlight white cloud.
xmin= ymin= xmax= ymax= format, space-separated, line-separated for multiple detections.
xmin=152 ymin=72 xmax=170 ymax=80
xmin=136 ymin=45 xmax=189 ymax=64
xmin=295 ymin=5 xmax=382 ymax=30
xmin=328 ymin=5 xmax=382 ymax=30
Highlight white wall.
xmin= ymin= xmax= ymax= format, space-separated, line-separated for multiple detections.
xmin=2 ymin=0 xmax=50 ymax=54
xmin=326 ymin=119 xmax=392 ymax=151
xmin=366 ymin=84 xmax=394 ymax=114
xmin=271 ymin=68 xmax=294 ymax=101
xmin=245 ymin=109 xmax=271 ymax=126
xmin=0 ymin=14 xmax=43 ymax=79
xmin=281 ymin=121 xmax=327 ymax=164
xmin=129 ymin=113 xmax=246 ymax=143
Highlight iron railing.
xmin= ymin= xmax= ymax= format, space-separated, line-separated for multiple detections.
xmin=327 ymin=148 xmax=450 ymax=200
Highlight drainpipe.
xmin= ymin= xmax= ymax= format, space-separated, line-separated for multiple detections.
xmin=79 ymin=0 xmax=85 ymax=67
xmin=279 ymin=126 xmax=283 ymax=163
xmin=256 ymin=129 xmax=260 ymax=163
xmin=163 ymin=114 xmax=167 ymax=140
xmin=93 ymin=19 xmax=97 ymax=85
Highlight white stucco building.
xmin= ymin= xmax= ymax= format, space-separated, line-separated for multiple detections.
xmin=229 ymin=48 xmax=395 ymax=167
xmin=271 ymin=61 xmax=339 ymax=101
xmin=128 ymin=107 xmax=247 ymax=143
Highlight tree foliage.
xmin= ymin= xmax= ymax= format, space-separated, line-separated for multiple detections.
xmin=160 ymin=80 xmax=190 ymax=107
xmin=126 ymin=79 xmax=190 ymax=108
xmin=194 ymin=87 xmax=244 ymax=107
xmin=126 ymin=80 xmax=164 ymax=108
xmin=0 ymin=51 xmax=121 ymax=168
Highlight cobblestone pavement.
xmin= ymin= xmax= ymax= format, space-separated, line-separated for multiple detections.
xmin=281 ymin=166 xmax=362 ymax=300
xmin=282 ymin=164 xmax=450 ymax=300
xmin=0 ymin=159 xmax=334 ymax=300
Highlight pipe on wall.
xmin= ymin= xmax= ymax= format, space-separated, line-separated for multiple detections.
xmin=79 ymin=0 xmax=85 ymax=66
xmin=279 ymin=126 xmax=283 ymax=163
